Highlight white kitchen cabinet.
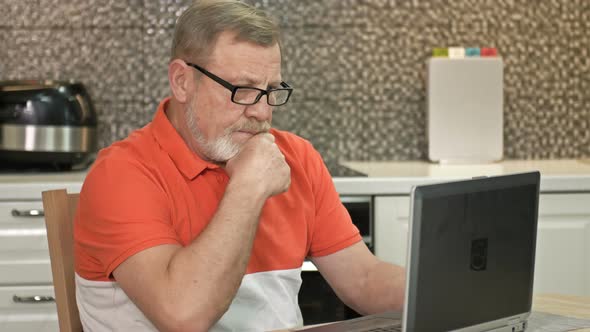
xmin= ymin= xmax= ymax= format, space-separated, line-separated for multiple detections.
xmin=0 ymin=285 xmax=58 ymax=331
xmin=372 ymin=193 xmax=590 ymax=297
xmin=0 ymin=200 xmax=58 ymax=332
xmin=0 ymin=173 xmax=83 ymax=332
xmin=535 ymin=193 xmax=590 ymax=297
xmin=374 ymin=196 xmax=410 ymax=267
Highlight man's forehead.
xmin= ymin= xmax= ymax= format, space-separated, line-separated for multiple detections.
xmin=233 ymin=72 xmax=282 ymax=86
xmin=207 ymin=36 xmax=282 ymax=84
xmin=209 ymin=53 xmax=281 ymax=73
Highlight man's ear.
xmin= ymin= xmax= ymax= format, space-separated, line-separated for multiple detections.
xmin=169 ymin=59 xmax=190 ymax=103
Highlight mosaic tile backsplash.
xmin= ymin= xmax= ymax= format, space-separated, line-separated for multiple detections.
xmin=1 ymin=0 xmax=589 ymax=163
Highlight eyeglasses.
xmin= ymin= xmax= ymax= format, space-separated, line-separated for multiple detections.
xmin=185 ymin=62 xmax=293 ymax=107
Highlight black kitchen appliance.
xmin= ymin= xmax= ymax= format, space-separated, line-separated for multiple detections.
xmin=0 ymin=80 xmax=98 ymax=170
xmin=297 ymin=162 xmax=370 ymax=325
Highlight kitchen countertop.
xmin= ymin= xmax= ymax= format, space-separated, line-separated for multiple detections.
xmin=335 ymin=159 xmax=590 ymax=195
xmin=0 ymin=171 xmax=86 ymax=200
xmin=2 ymin=159 xmax=590 ymax=199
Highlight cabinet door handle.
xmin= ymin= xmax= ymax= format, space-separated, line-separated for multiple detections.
xmin=11 ymin=209 xmax=44 ymax=217
xmin=12 ymin=295 xmax=55 ymax=303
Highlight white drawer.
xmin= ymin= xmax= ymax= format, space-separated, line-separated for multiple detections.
xmin=0 ymin=201 xmax=45 ymax=223
xmin=0 ymin=201 xmax=51 ymax=254
xmin=0 ymin=250 xmax=52 ymax=284
xmin=0 ymin=308 xmax=58 ymax=332
xmin=0 ymin=285 xmax=56 ymax=310
xmin=0 ymin=202 xmax=58 ymax=285
xmin=0 ymin=223 xmax=48 ymax=252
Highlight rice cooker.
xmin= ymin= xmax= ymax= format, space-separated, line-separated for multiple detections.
xmin=0 ymin=80 xmax=98 ymax=170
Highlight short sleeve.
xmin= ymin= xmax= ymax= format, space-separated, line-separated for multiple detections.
xmin=304 ymin=145 xmax=362 ymax=257
xmin=75 ymin=156 xmax=181 ymax=280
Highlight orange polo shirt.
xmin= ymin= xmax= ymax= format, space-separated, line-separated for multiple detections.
xmin=74 ymin=97 xmax=361 ymax=282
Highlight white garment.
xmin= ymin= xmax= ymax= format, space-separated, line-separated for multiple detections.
xmin=75 ymin=268 xmax=304 ymax=331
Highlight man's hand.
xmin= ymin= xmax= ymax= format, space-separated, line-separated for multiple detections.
xmin=225 ymin=132 xmax=291 ymax=198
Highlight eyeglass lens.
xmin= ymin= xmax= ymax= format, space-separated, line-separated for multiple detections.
xmin=233 ymin=88 xmax=290 ymax=106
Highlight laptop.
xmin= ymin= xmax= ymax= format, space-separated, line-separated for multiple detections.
xmin=303 ymin=171 xmax=540 ymax=332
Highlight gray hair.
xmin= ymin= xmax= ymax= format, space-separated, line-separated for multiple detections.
xmin=170 ymin=0 xmax=281 ymax=63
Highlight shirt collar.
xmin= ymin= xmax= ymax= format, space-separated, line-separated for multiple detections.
xmin=151 ymin=97 xmax=221 ymax=180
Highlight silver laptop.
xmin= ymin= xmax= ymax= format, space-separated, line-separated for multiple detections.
xmin=303 ymin=172 xmax=540 ymax=332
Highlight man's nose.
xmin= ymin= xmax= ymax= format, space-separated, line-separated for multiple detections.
xmin=243 ymin=97 xmax=273 ymax=122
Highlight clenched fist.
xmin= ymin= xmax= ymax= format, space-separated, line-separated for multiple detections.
xmin=225 ymin=133 xmax=291 ymax=198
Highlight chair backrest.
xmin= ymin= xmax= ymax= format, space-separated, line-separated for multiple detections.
xmin=42 ymin=189 xmax=83 ymax=332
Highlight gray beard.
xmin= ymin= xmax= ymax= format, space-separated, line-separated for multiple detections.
xmin=184 ymin=103 xmax=241 ymax=162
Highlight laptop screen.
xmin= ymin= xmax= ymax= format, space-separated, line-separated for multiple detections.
xmin=405 ymin=172 xmax=540 ymax=331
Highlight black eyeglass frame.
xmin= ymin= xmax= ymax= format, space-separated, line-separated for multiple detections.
xmin=185 ymin=62 xmax=293 ymax=106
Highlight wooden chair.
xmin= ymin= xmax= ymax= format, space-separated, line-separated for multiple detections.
xmin=42 ymin=189 xmax=83 ymax=332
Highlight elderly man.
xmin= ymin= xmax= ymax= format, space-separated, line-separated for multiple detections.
xmin=74 ymin=0 xmax=405 ymax=331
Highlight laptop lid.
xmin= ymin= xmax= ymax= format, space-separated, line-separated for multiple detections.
xmin=403 ymin=172 xmax=540 ymax=332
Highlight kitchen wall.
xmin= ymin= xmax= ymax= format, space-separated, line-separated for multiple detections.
xmin=1 ymin=0 xmax=588 ymax=164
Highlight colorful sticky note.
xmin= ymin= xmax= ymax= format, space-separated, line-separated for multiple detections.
xmin=481 ymin=47 xmax=498 ymax=56
xmin=448 ymin=47 xmax=466 ymax=58
xmin=465 ymin=47 xmax=481 ymax=56
xmin=432 ymin=48 xmax=449 ymax=57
